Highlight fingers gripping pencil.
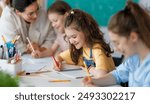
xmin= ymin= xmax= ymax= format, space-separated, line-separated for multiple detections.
xmin=26 ymin=37 xmax=35 ymax=53
xmin=52 ymin=55 xmax=59 ymax=68
xmin=83 ymin=61 xmax=91 ymax=81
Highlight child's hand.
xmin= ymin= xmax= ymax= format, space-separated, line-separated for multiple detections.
xmin=82 ymin=77 xmax=96 ymax=87
xmin=53 ymin=60 xmax=62 ymax=71
xmin=27 ymin=42 xmax=39 ymax=52
xmin=31 ymin=50 xmax=41 ymax=58
xmin=89 ymin=68 xmax=107 ymax=79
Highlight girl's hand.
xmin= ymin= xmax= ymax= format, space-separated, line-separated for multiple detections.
xmin=82 ymin=77 xmax=96 ymax=87
xmin=53 ymin=60 xmax=62 ymax=71
xmin=31 ymin=50 xmax=41 ymax=58
xmin=27 ymin=42 xmax=39 ymax=52
xmin=89 ymin=68 xmax=107 ymax=79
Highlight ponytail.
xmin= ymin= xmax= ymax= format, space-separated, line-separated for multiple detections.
xmin=108 ymin=1 xmax=150 ymax=49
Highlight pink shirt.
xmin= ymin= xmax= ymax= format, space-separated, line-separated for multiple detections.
xmin=55 ymin=33 xmax=69 ymax=51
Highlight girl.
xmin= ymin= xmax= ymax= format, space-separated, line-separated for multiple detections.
xmin=83 ymin=1 xmax=150 ymax=86
xmin=32 ymin=0 xmax=71 ymax=58
xmin=54 ymin=9 xmax=115 ymax=78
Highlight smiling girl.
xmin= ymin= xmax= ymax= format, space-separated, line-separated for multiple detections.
xmin=83 ymin=1 xmax=150 ymax=87
xmin=54 ymin=9 xmax=115 ymax=78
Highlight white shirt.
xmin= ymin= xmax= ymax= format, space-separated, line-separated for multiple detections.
xmin=0 ymin=6 xmax=56 ymax=53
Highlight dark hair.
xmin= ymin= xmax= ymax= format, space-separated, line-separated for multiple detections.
xmin=11 ymin=0 xmax=37 ymax=12
xmin=64 ymin=9 xmax=113 ymax=64
xmin=108 ymin=1 xmax=150 ymax=49
xmin=48 ymin=0 xmax=71 ymax=15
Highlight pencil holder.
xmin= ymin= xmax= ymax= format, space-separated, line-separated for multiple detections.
xmin=0 ymin=59 xmax=22 ymax=76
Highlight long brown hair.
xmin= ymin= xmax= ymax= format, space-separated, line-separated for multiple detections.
xmin=64 ymin=9 xmax=113 ymax=64
xmin=108 ymin=1 xmax=150 ymax=49
xmin=47 ymin=0 xmax=71 ymax=15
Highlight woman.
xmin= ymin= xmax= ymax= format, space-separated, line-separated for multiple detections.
xmin=0 ymin=0 xmax=56 ymax=55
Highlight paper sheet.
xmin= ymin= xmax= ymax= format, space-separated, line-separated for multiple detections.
xmin=22 ymin=54 xmax=52 ymax=72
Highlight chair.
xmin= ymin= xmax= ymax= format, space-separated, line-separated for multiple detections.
xmin=113 ymin=55 xmax=124 ymax=66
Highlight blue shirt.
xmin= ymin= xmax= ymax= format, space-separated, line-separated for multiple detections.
xmin=111 ymin=54 xmax=150 ymax=87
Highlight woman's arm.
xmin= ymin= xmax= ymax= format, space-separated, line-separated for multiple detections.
xmin=31 ymin=42 xmax=59 ymax=58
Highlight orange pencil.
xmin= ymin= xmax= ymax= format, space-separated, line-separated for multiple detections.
xmin=52 ymin=55 xmax=59 ymax=67
xmin=12 ymin=35 xmax=20 ymax=44
xmin=26 ymin=37 xmax=35 ymax=53
xmin=48 ymin=79 xmax=71 ymax=82
xmin=1 ymin=35 xmax=7 ymax=44
xmin=83 ymin=61 xmax=91 ymax=81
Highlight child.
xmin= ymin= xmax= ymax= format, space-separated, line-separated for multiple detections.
xmin=32 ymin=0 xmax=71 ymax=58
xmin=83 ymin=1 xmax=150 ymax=87
xmin=54 ymin=9 xmax=115 ymax=78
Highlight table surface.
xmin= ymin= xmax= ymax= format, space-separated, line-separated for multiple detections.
xmin=19 ymin=54 xmax=121 ymax=87
xmin=19 ymin=54 xmax=84 ymax=87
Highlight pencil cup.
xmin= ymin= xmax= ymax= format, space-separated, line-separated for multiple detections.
xmin=0 ymin=59 xmax=22 ymax=76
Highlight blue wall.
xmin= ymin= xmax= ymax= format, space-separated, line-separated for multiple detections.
xmin=47 ymin=0 xmax=139 ymax=26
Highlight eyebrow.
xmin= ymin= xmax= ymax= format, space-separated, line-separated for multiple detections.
xmin=28 ymin=6 xmax=39 ymax=14
xmin=67 ymin=34 xmax=76 ymax=39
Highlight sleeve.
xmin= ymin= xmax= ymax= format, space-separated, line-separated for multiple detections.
xmin=0 ymin=11 xmax=17 ymax=41
xmin=93 ymin=48 xmax=111 ymax=70
xmin=59 ymin=49 xmax=84 ymax=66
xmin=41 ymin=23 xmax=56 ymax=48
xmin=110 ymin=58 xmax=132 ymax=84
xmin=54 ymin=34 xmax=59 ymax=45
xmin=38 ymin=8 xmax=56 ymax=49
xmin=143 ymin=72 xmax=150 ymax=87
xmin=59 ymin=49 xmax=75 ymax=64
xmin=0 ymin=7 xmax=27 ymax=54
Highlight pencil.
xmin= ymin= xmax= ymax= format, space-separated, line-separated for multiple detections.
xmin=48 ymin=79 xmax=71 ymax=82
xmin=26 ymin=37 xmax=35 ymax=53
xmin=17 ymin=70 xmax=26 ymax=76
xmin=12 ymin=35 xmax=20 ymax=44
xmin=83 ymin=61 xmax=91 ymax=81
xmin=52 ymin=55 xmax=59 ymax=67
xmin=25 ymin=70 xmax=51 ymax=75
xmin=1 ymin=35 xmax=7 ymax=44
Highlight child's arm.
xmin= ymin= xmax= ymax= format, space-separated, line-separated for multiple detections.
xmin=89 ymin=67 xmax=108 ymax=78
xmin=53 ymin=49 xmax=76 ymax=71
xmin=31 ymin=42 xmax=59 ymax=58
xmin=53 ymin=55 xmax=64 ymax=71
xmin=83 ymin=73 xmax=117 ymax=87
xmin=92 ymin=47 xmax=115 ymax=78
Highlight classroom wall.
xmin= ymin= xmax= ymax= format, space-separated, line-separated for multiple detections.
xmin=139 ymin=0 xmax=150 ymax=12
xmin=47 ymin=0 xmax=139 ymax=27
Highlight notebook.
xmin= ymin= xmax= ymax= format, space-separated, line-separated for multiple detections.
xmin=22 ymin=63 xmax=46 ymax=73
xmin=22 ymin=54 xmax=51 ymax=72
xmin=57 ymin=68 xmax=92 ymax=79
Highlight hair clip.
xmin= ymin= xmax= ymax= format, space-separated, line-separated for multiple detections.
xmin=70 ymin=11 xmax=74 ymax=14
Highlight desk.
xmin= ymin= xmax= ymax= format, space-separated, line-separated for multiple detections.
xmin=19 ymin=54 xmax=84 ymax=87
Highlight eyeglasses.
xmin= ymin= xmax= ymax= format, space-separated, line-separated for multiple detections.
xmin=24 ymin=6 xmax=39 ymax=17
